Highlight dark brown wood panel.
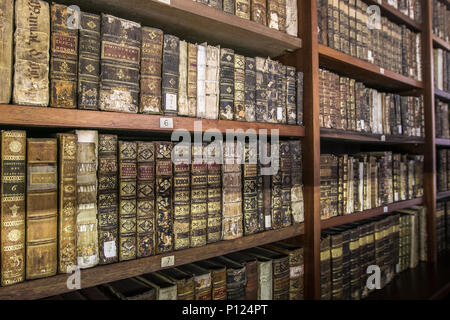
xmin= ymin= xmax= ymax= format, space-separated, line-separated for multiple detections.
xmin=320 ymin=128 xmax=425 ymax=144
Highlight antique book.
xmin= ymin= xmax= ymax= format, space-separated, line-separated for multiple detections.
xmin=187 ymin=42 xmax=198 ymax=117
xmin=209 ymin=0 xmax=223 ymax=10
xmin=50 ymin=3 xmax=78 ymax=108
xmin=243 ymin=248 xmax=273 ymax=299
xmin=290 ymin=140 xmax=303 ymax=223
xmin=256 ymin=57 xmax=268 ymax=122
xmin=285 ymin=66 xmax=296 ymax=124
xmin=234 ymin=54 xmax=246 ymax=121
xmin=222 ymin=141 xmax=243 ymax=240
xmin=278 ymin=0 xmax=287 ymax=33
xmin=173 ymin=143 xmax=190 ymax=250
xmin=13 ymin=0 xmax=50 ymax=106
xmin=137 ymin=141 xmax=155 ymax=257
xmin=267 ymin=0 xmax=280 ymax=30
xmin=270 ymin=146 xmax=282 ymax=229
xmin=97 ymin=134 xmax=118 ymax=265
xmin=277 ymin=63 xmax=287 ymax=123
xmin=26 ymin=138 xmax=57 ymax=280
xmin=280 ymin=141 xmax=292 ymax=227
xmin=224 ymin=0 xmax=235 ymax=13
xmin=197 ymin=43 xmax=206 ymax=118
xmin=99 ymin=14 xmax=141 ymax=113
xmin=56 ymin=133 xmax=77 ymax=273
xmin=178 ymin=264 xmax=212 ymax=300
xmin=286 ymin=0 xmax=298 ymax=36
xmin=155 ymin=142 xmax=173 ymax=254
xmin=327 ymin=230 xmax=344 ymax=299
xmin=0 ymin=0 xmax=13 ymax=103
xmin=162 ymin=34 xmax=179 ymax=115
xmin=103 ymin=278 xmax=156 ymax=300
xmin=236 ymin=0 xmax=250 ymax=19
xmin=195 ymin=260 xmax=227 ymax=300
xmin=206 ymin=144 xmax=222 ymax=243
xmin=1 ymin=130 xmax=26 ymax=286
xmin=137 ymin=272 xmax=177 ymax=300
xmin=219 ymin=48 xmax=235 ymax=120
xmin=244 ymin=57 xmax=256 ymax=122
xmin=118 ymin=141 xmax=137 ymax=261
xmin=159 ymin=268 xmax=195 ymax=300
xmin=225 ymin=252 xmax=258 ymax=300
xmin=261 ymin=142 xmax=272 ymax=230
xmin=257 ymin=161 xmax=265 ymax=232
xmin=211 ymin=256 xmax=246 ymax=300
xmin=251 ymin=0 xmax=267 ymax=25
xmin=205 ymin=45 xmax=220 ymax=119
xmin=267 ymin=59 xmax=278 ymax=123
xmin=297 ymin=72 xmax=304 ymax=125
xmin=191 ymin=144 xmax=208 ymax=247
xmin=75 ymin=130 xmax=99 ymax=269
xmin=243 ymin=142 xmax=259 ymax=235
xmin=178 ymin=40 xmax=189 ymax=116
xmin=320 ymin=235 xmax=331 ymax=299
xmin=77 ymin=12 xmax=101 ymax=110
xmin=140 ymin=27 xmax=163 ymax=114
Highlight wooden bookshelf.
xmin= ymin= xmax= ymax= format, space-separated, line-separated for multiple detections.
xmin=320 ymin=128 xmax=425 ymax=144
xmin=321 ymin=198 xmax=424 ymax=229
xmin=433 ymin=34 xmax=450 ymax=51
xmin=0 ymin=224 xmax=304 ymax=300
xmin=437 ymin=191 xmax=450 ymax=200
xmin=435 ymin=88 xmax=450 ymax=102
xmin=435 ymin=138 xmax=450 ymax=146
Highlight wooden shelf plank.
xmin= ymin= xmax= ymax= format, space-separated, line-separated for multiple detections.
xmin=435 ymin=88 xmax=450 ymax=102
xmin=320 ymin=128 xmax=425 ymax=144
xmin=0 ymin=224 xmax=304 ymax=300
xmin=0 ymin=105 xmax=305 ymax=137
xmin=435 ymin=138 xmax=450 ymax=146
xmin=56 ymin=0 xmax=301 ymax=57
xmin=437 ymin=191 xmax=450 ymax=201
xmin=318 ymin=44 xmax=423 ymax=91
xmin=321 ymin=198 xmax=424 ymax=229
xmin=433 ymin=34 xmax=450 ymax=52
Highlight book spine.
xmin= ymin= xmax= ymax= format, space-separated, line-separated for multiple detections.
xmin=251 ymin=0 xmax=267 ymax=26
xmin=285 ymin=0 xmax=298 ymax=36
xmin=273 ymin=257 xmax=290 ymax=300
xmin=256 ymin=57 xmax=268 ymax=122
xmin=267 ymin=0 xmax=280 ymax=31
xmin=243 ymin=143 xmax=259 ymax=235
xmin=173 ymin=144 xmax=190 ymax=250
xmin=1 ymin=131 xmax=26 ymax=285
xmin=271 ymin=148 xmax=283 ymax=229
xmin=205 ymin=45 xmax=220 ymax=120
xmin=236 ymin=0 xmax=251 ymax=19
xmin=277 ymin=63 xmax=287 ymax=123
xmin=99 ymin=14 xmax=141 ymax=113
xmin=140 ymin=27 xmax=163 ymax=114
xmin=161 ymin=34 xmax=179 ymax=115
xmin=219 ymin=48 xmax=235 ymax=120
xmin=290 ymin=140 xmax=303 ymax=224
xmin=118 ymin=141 xmax=137 ymax=261
xmin=244 ymin=57 xmax=257 ymax=122
xmin=257 ymin=260 xmax=273 ymax=299
xmin=211 ymin=269 xmax=227 ymax=300
xmin=286 ymin=67 xmax=296 ymax=125
xmin=280 ymin=141 xmax=292 ymax=227
xmin=320 ymin=236 xmax=331 ymax=299
xmin=207 ymin=146 xmax=223 ymax=243
xmin=13 ymin=0 xmax=50 ymax=106
xmin=187 ymin=43 xmax=198 ymax=117
xmin=209 ymin=0 xmax=223 ymax=10
xmin=267 ymin=59 xmax=278 ymax=123
xmin=178 ymin=40 xmax=189 ymax=116
xmin=57 ymin=133 xmax=78 ymax=272
xmin=26 ymin=138 xmax=58 ymax=279
xmin=234 ymin=54 xmax=246 ymax=121
xmin=297 ymin=72 xmax=304 ymax=125
xmin=197 ymin=43 xmax=206 ymax=118
xmin=223 ymin=0 xmax=235 ymax=14
xmin=191 ymin=145 xmax=208 ymax=247
xmin=257 ymin=162 xmax=265 ymax=231
xmin=137 ymin=141 xmax=156 ymax=257
xmin=0 ymin=0 xmax=13 ymax=103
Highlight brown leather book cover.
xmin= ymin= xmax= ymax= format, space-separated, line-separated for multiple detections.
xmin=225 ymin=251 xmax=258 ymax=300
xmin=159 ymin=268 xmax=195 ymax=300
xmin=162 ymin=35 xmax=180 ymax=115
xmin=173 ymin=143 xmax=190 ymax=250
xmin=195 ymin=260 xmax=227 ymax=300
xmin=206 ymin=144 xmax=222 ymax=243
xmin=178 ymin=263 xmax=212 ymax=300
xmin=211 ymin=256 xmax=246 ymax=300
xmin=280 ymin=141 xmax=292 ymax=228
xmin=234 ymin=54 xmax=246 ymax=121
xmin=243 ymin=142 xmax=259 ymax=235
xmin=191 ymin=144 xmax=208 ymax=247
xmin=236 ymin=0 xmax=251 ymax=19
xmin=0 ymin=0 xmax=13 ymax=103
xmin=251 ymin=0 xmax=267 ymax=25
xmin=50 ymin=3 xmax=78 ymax=109
xmin=26 ymin=138 xmax=58 ymax=280
xmin=1 ymin=130 xmax=26 ymax=286
xmin=56 ymin=133 xmax=77 ymax=273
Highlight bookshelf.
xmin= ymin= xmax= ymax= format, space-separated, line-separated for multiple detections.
xmin=320 ymin=128 xmax=425 ymax=144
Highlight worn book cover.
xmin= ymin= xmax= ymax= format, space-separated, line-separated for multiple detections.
xmin=243 ymin=142 xmax=259 ymax=235
xmin=225 ymin=252 xmax=258 ymax=300
xmin=280 ymin=141 xmax=292 ymax=227
xmin=290 ymin=140 xmax=303 ymax=223
xmin=159 ymin=268 xmax=195 ymax=300
xmin=234 ymin=54 xmax=246 ymax=121
xmin=206 ymin=144 xmax=222 ymax=243
xmin=243 ymin=248 xmax=273 ymax=299
xmin=236 ymin=0 xmax=250 ymax=19
xmin=244 ymin=57 xmax=256 ymax=122
xmin=223 ymin=0 xmax=235 ymax=14
xmin=178 ymin=263 xmax=212 ymax=300
xmin=195 ymin=260 xmax=227 ymax=300
xmin=137 ymin=272 xmax=177 ymax=300
xmin=205 ymin=44 xmax=220 ymax=119
xmin=211 ymin=256 xmax=246 ymax=300
xmin=173 ymin=143 xmax=190 ymax=250
xmin=219 ymin=48 xmax=235 ymax=120
xmin=251 ymin=0 xmax=267 ymax=25
xmin=178 ymin=40 xmax=189 ymax=116
xmin=162 ymin=34 xmax=179 ymax=115
xmin=0 ymin=0 xmax=13 ymax=103
xmin=191 ymin=144 xmax=208 ymax=247
xmin=197 ymin=43 xmax=206 ymax=118
xmin=256 ymin=57 xmax=268 ymax=122
xmin=267 ymin=59 xmax=278 ymax=123
xmin=187 ymin=42 xmax=198 ymax=117
xmin=267 ymin=0 xmax=280 ymax=31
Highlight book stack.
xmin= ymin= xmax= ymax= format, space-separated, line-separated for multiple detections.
xmin=319 ymin=68 xmax=425 ymax=137
xmin=433 ymin=48 xmax=450 ymax=93
xmin=433 ymin=0 xmax=450 ymax=42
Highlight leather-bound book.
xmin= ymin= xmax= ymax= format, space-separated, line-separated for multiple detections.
xmin=187 ymin=43 xmax=198 ymax=117
xmin=13 ymin=0 xmax=50 ymax=106
xmin=155 ymin=142 xmax=173 ymax=254
xmin=256 ymin=57 xmax=268 ymax=122
xmin=234 ymin=54 xmax=246 ymax=121
xmin=225 ymin=251 xmax=258 ymax=300
xmin=331 ymin=228 xmax=351 ymax=299
xmin=290 ymin=140 xmax=303 ymax=224
xmin=205 ymin=44 xmax=220 ymax=119
xmin=251 ymin=0 xmax=267 ymax=25
xmin=26 ymin=138 xmax=57 ymax=280
xmin=243 ymin=142 xmax=259 ymax=235
xmin=137 ymin=272 xmax=177 ymax=300
xmin=261 ymin=141 xmax=272 ymax=230
xmin=97 ymin=134 xmax=118 ymax=265
xmin=195 ymin=260 xmax=227 ymax=300
xmin=178 ymin=40 xmax=189 ymax=116
xmin=206 ymin=144 xmax=222 ymax=243
xmin=263 ymin=242 xmax=304 ymax=300
xmin=223 ymin=0 xmax=235 ymax=14
xmin=257 ymin=161 xmax=265 ymax=232
xmin=75 ymin=130 xmax=99 ymax=269
xmin=285 ymin=66 xmax=296 ymax=125
xmin=278 ymin=0 xmax=287 ymax=33
xmin=236 ymin=0 xmax=250 ymax=19
xmin=137 ymin=141 xmax=156 ymax=257
xmin=159 ymin=268 xmax=195 ymax=300
xmin=222 ymin=141 xmax=243 ymax=240
xmin=118 ymin=141 xmax=137 ymax=261
xmin=219 ymin=48 xmax=235 ymax=120
xmin=56 ymin=133 xmax=77 ymax=273
xmin=77 ymin=12 xmax=100 ymax=110
xmin=285 ymin=0 xmax=298 ymax=36
xmin=0 ymin=0 xmax=13 ymax=103
xmin=271 ymin=147 xmax=282 ymax=229
xmin=178 ymin=264 xmax=212 ymax=300
xmin=244 ymin=57 xmax=256 ymax=122
xmin=243 ymin=248 xmax=273 ymax=299
xmin=173 ymin=143 xmax=190 ymax=250
xmin=320 ymin=234 xmax=331 ymax=300
xmin=209 ymin=0 xmax=223 ymax=10
xmin=140 ymin=27 xmax=163 ymax=114
xmin=99 ymin=14 xmax=141 ymax=113
xmin=211 ymin=256 xmax=246 ymax=300
xmin=267 ymin=0 xmax=280 ymax=30
xmin=162 ymin=34 xmax=179 ymax=115
xmin=197 ymin=43 xmax=206 ymax=118
xmin=280 ymin=141 xmax=292 ymax=227
xmin=103 ymin=278 xmax=156 ymax=300
xmin=50 ymin=3 xmax=78 ymax=109
xmin=348 ymin=225 xmax=361 ymax=300
xmin=267 ymin=59 xmax=278 ymax=123
xmin=1 ymin=130 xmax=26 ymax=286
xmin=325 ymin=230 xmax=343 ymax=300
xmin=191 ymin=144 xmax=208 ymax=247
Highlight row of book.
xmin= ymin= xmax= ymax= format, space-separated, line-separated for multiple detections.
xmin=436 ymin=200 xmax=450 ymax=253
xmin=320 ymin=152 xmax=424 ymax=220
xmin=434 ymin=48 xmax=450 ymax=93
xmin=320 ymin=207 xmax=427 ymax=300
xmin=319 ymin=68 xmax=424 ymax=136
xmin=384 ymin=0 xmax=422 ymax=23
xmin=192 ymin=0 xmax=298 ymax=37
xmin=44 ymin=243 xmax=304 ymax=300
xmin=437 ymin=149 xmax=450 ymax=192
xmin=0 ymin=129 xmax=304 ymax=287
xmin=433 ymin=0 xmax=450 ymax=42
xmin=317 ymin=0 xmax=422 ymax=81
xmin=0 ymin=0 xmax=304 ymax=125
xmin=435 ymin=99 xmax=449 ymax=138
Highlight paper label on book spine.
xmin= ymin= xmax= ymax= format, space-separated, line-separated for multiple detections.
xmin=265 ymin=215 xmax=272 ymax=228
xmin=103 ymin=240 xmax=117 ymax=258
xmin=398 ymin=125 xmax=402 ymax=134
xmin=165 ymin=93 xmax=177 ymax=111
xmin=394 ymin=192 xmax=399 ymax=202
xmin=379 ymin=68 xmax=384 ymax=74
xmin=290 ymin=265 xmax=303 ymax=278
xmin=380 ymin=135 xmax=385 ymax=141
xmin=383 ymin=206 xmax=388 ymax=213
xmin=277 ymin=107 xmax=283 ymax=120
xmin=361 ymin=120 xmax=365 ymax=130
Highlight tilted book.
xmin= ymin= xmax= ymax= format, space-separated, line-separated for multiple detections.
xmin=191 ymin=144 xmax=208 ymax=247
xmin=159 ymin=268 xmax=195 ymax=300
xmin=162 ymin=34 xmax=179 ymax=116
xmin=219 ymin=48 xmax=235 ymax=120
xmin=173 ymin=143 xmax=190 ymax=250
xmin=0 ymin=0 xmax=13 ymax=103
xmin=137 ymin=272 xmax=177 ymax=300
xmin=195 ymin=260 xmax=227 ymax=300
xmin=103 ymin=278 xmax=156 ymax=300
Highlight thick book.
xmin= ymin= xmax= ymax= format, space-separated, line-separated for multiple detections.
xmin=286 ymin=0 xmax=298 ymax=36
xmin=178 ymin=264 xmax=212 ymax=300
xmin=159 ymin=268 xmax=195 ymax=300
xmin=244 ymin=57 xmax=256 ymax=122
xmin=280 ymin=141 xmax=292 ymax=227
xmin=173 ymin=143 xmax=190 ymax=250
xmin=26 ymin=138 xmax=58 ymax=280
xmin=320 ymin=234 xmax=331 ymax=300
xmin=243 ymin=142 xmax=259 ymax=235
xmin=234 ymin=54 xmax=246 ymax=121
xmin=197 ymin=43 xmax=206 ymax=118
xmin=56 ymin=133 xmax=78 ymax=273
xmin=267 ymin=59 xmax=278 ymax=123
xmin=256 ymin=57 xmax=268 ymax=122
xmin=271 ymin=145 xmax=282 ymax=229
xmin=187 ymin=43 xmax=198 ymax=117
xmin=219 ymin=48 xmax=235 ymax=120
xmin=225 ymin=251 xmax=258 ymax=300
xmin=0 ymin=130 xmax=26 ymax=286
xmin=97 ymin=134 xmax=118 ymax=265
xmin=191 ymin=144 xmax=208 ymax=247
xmin=194 ymin=260 xmax=227 ymax=300
xmin=243 ymin=248 xmax=273 ymax=299
xmin=211 ymin=256 xmax=246 ymax=300
xmin=137 ymin=272 xmax=177 ymax=300
xmin=103 ymin=278 xmax=156 ymax=300
xmin=0 ymin=0 xmax=13 ymax=103
xmin=205 ymin=45 xmax=220 ymax=119
xmin=50 ymin=3 xmax=78 ymax=109
xmin=13 ymin=0 xmax=50 ymax=106
xmin=206 ymin=144 xmax=222 ymax=243
xmin=286 ymin=66 xmax=296 ymax=125
xmin=236 ymin=0 xmax=251 ymax=19
xmin=178 ymin=40 xmax=189 ymax=116
xmin=140 ymin=27 xmax=163 ymax=114
xmin=77 ymin=12 xmax=101 ymax=110
xmin=162 ymin=34 xmax=179 ymax=116
xmin=75 ymin=130 xmax=99 ymax=269
xmin=290 ymin=140 xmax=303 ymax=223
